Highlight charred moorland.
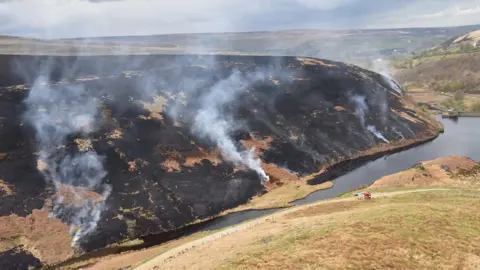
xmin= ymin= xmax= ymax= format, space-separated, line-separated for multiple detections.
xmin=0 ymin=54 xmax=440 ymax=266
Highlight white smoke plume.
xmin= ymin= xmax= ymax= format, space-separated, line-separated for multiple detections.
xmin=367 ymin=125 xmax=389 ymax=143
xmin=349 ymin=93 xmax=390 ymax=143
xmin=350 ymin=94 xmax=369 ymax=127
xmin=24 ymin=73 xmax=110 ymax=247
xmin=391 ymin=126 xmax=406 ymax=140
xmin=372 ymin=58 xmax=403 ymax=94
xmin=190 ymin=69 xmax=270 ymax=182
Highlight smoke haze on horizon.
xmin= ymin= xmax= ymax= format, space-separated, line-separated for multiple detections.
xmin=0 ymin=0 xmax=480 ymax=38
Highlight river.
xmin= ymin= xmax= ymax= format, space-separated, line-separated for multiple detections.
xmin=199 ymin=117 xmax=480 ymax=231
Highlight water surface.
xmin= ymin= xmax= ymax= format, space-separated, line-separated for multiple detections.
xmin=202 ymin=117 xmax=480 ymax=230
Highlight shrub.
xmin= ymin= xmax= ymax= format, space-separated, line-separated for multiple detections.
xmin=413 ymin=163 xmax=427 ymax=171
xmin=470 ymin=102 xmax=480 ymax=112
xmin=442 ymin=98 xmax=465 ymax=111
xmin=460 ymin=43 xmax=475 ymax=52
xmin=454 ymin=90 xmax=465 ymax=101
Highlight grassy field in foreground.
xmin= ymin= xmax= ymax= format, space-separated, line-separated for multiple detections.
xmin=218 ymin=190 xmax=480 ymax=270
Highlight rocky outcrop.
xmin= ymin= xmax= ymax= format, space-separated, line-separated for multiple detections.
xmin=0 ymin=54 xmax=440 ymax=264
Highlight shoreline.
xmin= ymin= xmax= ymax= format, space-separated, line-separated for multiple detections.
xmin=50 ymin=129 xmax=442 ymax=269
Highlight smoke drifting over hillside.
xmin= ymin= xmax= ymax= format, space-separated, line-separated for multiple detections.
xmin=189 ymin=70 xmax=271 ymax=182
xmin=349 ymin=92 xmax=390 ymax=144
xmin=22 ymin=71 xmax=111 ymax=247
xmin=15 ymin=54 xmax=294 ymax=245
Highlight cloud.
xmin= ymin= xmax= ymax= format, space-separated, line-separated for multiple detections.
xmin=0 ymin=0 xmax=267 ymax=37
xmin=420 ymin=5 xmax=480 ymax=19
xmin=295 ymin=0 xmax=357 ymax=10
xmin=0 ymin=0 xmax=479 ymax=38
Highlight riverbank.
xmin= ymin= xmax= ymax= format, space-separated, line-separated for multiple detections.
xmin=138 ymin=189 xmax=460 ymax=270
xmin=224 ymin=126 xmax=441 ymax=214
xmin=54 ymin=112 xmax=480 ymax=270
xmin=135 ymin=155 xmax=480 ymax=270
xmin=0 ymin=53 xmax=443 ymax=265
xmin=407 ymin=90 xmax=480 ymax=116
xmin=455 ymin=112 xmax=480 ymax=117
xmin=51 ymin=121 xmax=444 ymax=270
xmin=58 ymin=188 xmax=452 ymax=270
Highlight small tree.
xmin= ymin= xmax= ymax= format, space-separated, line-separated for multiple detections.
xmin=454 ymin=90 xmax=465 ymax=101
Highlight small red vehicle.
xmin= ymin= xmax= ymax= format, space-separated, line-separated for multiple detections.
xmin=353 ymin=192 xmax=372 ymax=200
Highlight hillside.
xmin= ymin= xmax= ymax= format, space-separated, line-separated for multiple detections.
xmin=393 ymin=28 xmax=480 ymax=93
xmin=395 ymin=52 xmax=480 ymax=92
xmin=121 ymin=155 xmax=480 ymax=270
xmin=0 ymin=53 xmax=441 ymax=268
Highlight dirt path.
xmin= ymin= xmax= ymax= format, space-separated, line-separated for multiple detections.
xmin=135 ymin=188 xmax=448 ymax=270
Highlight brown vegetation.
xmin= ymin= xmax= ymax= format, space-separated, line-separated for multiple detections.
xmin=262 ymin=163 xmax=300 ymax=189
xmin=370 ymin=156 xmax=479 ymax=189
xmin=66 ymin=156 xmax=480 ymax=269
xmin=162 ymin=158 xmax=181 ymax=172
xmin=0 ymin=210 xmax=73 ymax=265
xmin=107 ymin=129 xmax=123 ymax=139
xmin=55 ymin=184 xmax=106 ymax=207
xmin=241 ymin=136 xmax=273 ymax=153
xmin=183 ymin=148 xmax=222 ymax=167
xmin=285 ymin=201 xmax=360 ymax=218
xmin=395 ymin=53 xmax=480 ymax=93
xmin=225 ymin=179 xmax=333 ymax=213
xmin=289 ymin=132 xmax=298 ymax=141
xmin=140 ymin=190 xmax=480 ymax=270
xmin=140 ymin=95 xmax=168 ymax=121
xmin=390 ymin=108 xmax=421 ymax=123
xmin=127 ymin=159 xmax=150 ymax=172
xmin=36 ymin=159 xmax=48 ymax=171
xmin=406 ymin=92 xmax=449 ymax=104
xmin=297 ymin=57 xmax=338 ymax=67
xmin=0 ymin=178 xmax=13 ymax=195
xmin=74 ymin=139 xmax=93 ymax=152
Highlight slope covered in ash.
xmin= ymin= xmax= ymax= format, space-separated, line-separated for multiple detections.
xmin=0 ymin=54 xmax=440 ymax=265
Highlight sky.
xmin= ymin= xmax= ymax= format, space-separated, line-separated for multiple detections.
xmin=0 ymin=0 xmax=480 ymax=38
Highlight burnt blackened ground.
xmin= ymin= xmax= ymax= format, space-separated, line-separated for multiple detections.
xmin=0 ymin=54 xmax=439 ymax=261
xmin=0 ymin=246 xmax=42 ymax=270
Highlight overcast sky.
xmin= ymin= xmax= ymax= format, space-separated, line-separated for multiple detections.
xmin=1 ymin=0 xmax=480 ymax=38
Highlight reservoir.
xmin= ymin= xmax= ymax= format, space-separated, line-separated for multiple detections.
xmin=200 ymin=117 xmax=480 ymax=231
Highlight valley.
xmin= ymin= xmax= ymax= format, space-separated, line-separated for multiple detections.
xmin=1 ymin=24 xmax=480 ymax=270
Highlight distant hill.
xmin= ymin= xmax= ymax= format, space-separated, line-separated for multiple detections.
xmin=440 ymin=29 xmax=480 ymax=49
xmin=1 ymin=25 xmax=480 ymax=67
